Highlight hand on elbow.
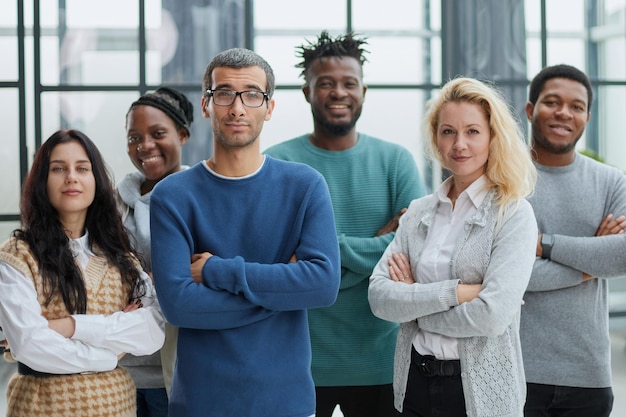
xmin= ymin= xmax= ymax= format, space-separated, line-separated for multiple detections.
xmin=48 ymin=317 xmax=76 ymax=338
xmin=456 ymin=284 xmax=481 ymax=304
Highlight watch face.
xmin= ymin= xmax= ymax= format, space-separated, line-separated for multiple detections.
xmin=541 ymin=234 xmax=554 ymax=259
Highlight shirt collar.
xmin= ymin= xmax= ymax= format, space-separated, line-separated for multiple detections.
xmin=69 ymin=231 xmax=95 ymax=257
xmin=436 ymin=175 xmax=490 ymax=209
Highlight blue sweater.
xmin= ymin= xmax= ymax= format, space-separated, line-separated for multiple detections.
xmin=266 ymin=134 xmax=427 ymax=386
xmin=150 ymin=157 xmax=340 ymax=417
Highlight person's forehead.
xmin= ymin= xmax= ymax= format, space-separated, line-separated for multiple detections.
xmin=311 ymin=56 xmax=362 ymax=77
xmin=540 ymin=77 xmax=587 ymax=102
xmin=49 ymin=141 xmax=90 ymax=164
xmin=211 ymin=65 xmax=267 ymax=89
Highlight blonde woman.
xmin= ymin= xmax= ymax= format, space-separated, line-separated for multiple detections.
xmin=368 ymin=77 xmax=537 ymax=417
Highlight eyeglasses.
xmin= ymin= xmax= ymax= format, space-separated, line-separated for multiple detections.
xmin=207 ymin=89 xmax=269 ymax=108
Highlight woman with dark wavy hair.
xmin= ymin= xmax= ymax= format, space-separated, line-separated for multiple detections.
xmin=0 ymin=129 xmax=165 ymax=417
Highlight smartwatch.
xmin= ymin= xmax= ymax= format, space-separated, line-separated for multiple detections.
xmin=540 ymin=233 xmax=554 ymax=259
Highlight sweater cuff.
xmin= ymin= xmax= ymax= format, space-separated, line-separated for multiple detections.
xmin=71 ymin=314 xmax=106 ymax=346
xmin=440 ymin=279 xmax=460 ymax=308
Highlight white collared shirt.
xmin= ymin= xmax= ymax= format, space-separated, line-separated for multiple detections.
xmin=0 ymin=232 xmax=164 ymax=374
xmin=413 ymin=175 xmax=489 ymax=359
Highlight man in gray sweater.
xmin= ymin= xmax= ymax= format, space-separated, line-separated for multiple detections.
xmin=522 ymin=64 xmax=626 ymax=417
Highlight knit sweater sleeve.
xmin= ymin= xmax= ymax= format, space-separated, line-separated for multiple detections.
xmin=201 ymin=176 xmax=340 ymax=311
xmin=151 ymin=194 xmax=277 ymax=329
xmin=369 ymin=196 xmax=460 ymax=322
xmin=338 ymin=145 xmax=427 ymax=288
xmin=418 ymin=200 xmax=538 ymax=338
xmin=150 ymin=162 xmax=340 ymax=330
xmin=546 ymin=169 xmax=626 ymax=278
xmin=526 ymin=160 xmax=626 ymax=291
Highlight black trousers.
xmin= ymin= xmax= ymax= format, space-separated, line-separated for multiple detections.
xmin=524 ymin=383 xmax=613 ymax=417
xmin=401 ymin=349 xmax=466 ymax=417
xmin=315 ymin=384 xmax=398 ymax=417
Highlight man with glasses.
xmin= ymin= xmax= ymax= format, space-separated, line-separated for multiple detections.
xmin=150 ymin=47 xmax=341 ymax=417
xmin=266 ymin=31 xmax=426 ymax=417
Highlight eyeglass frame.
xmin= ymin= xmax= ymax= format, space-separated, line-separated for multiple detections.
xmin=206 ymin=89 xmax=269 ymax=108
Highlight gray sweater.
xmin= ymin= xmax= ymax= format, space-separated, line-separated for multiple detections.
xmin=117 ymin=171 xmax=164 ymax=389
xmin=522 ymin=153 xmax=626 ymax=388
xmin=369 ymin=190 xmax=537 ymax=417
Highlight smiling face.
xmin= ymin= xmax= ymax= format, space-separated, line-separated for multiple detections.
xmin=436 ymin=101 xmax=491 ymax=188
xmin=126 ymin=104 xmax=188 ymax=191
xmin=303 ymin=56 xmax=366 ymax=137
xmin=46 ymin=140 xmax=96 ymax=223
xmin=201 ymin=65 xmax=274 ymax=151
xmin=526 ymin=77 xmax=590 ymax=164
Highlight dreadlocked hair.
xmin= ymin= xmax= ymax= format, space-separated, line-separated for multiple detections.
xmin=295 ymin=30 xmax=369 ymax=82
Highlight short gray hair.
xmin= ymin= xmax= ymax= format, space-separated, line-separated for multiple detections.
xmin=202 ymin=48 xmax=275 ymax=98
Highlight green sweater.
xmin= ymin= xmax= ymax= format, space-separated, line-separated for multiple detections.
xmin=265 ymin=134 xmax=427 ymax=386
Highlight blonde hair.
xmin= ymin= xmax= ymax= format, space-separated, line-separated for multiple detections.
xmin=423 ymin=77 xmax=536 ymax=216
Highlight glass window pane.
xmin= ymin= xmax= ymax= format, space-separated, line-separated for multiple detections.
xmin=353 ymin=0 xmax=424 ymax=30
xmin=255 ymin=36 xmax=306 ymax=85
xmin=31 ymin=1 xmax=57 ymax=27
xmin=595 ymin=5 xmax=626 ymax=79
xmin=40 ymin=3 xmax=142 ymax=86
xmin=604 ymin=0 xmax=626 ymax=14
xmin=66 ymin=0 xmax=139 ymax=28
xmin=0 ymin=38 xmax=18 ymax=80
xmin=0 ymin=0 xmax=16 ymax=27
xmin=526 ymin=38 xmax=543 ymax=79
xmin=161 ymin=1 xmax=245 ymax=85
xmin=524 ymin=0 xmax=541 ymax=33
xmin=546 ymin=39 xmax=585 ymax=69
xmin=546 ymin=0 xmax=584 ymax=32
xmin=0 ymin=222 xmax=20 ymax=242
xmin=260 ymin=89 xmax=313 ymax=152
xmin=430 ymin=37 xmax=442 ymax=85
xmin=41 ymin=1 xmax=206 ymax=86
xmin=40 ymin=36 xmax=60 ymax=85
xmin=358 ymin=89 xmax=427 ymax=178
xmin=0 ymin=89 xmax=21 ymax=215
xmin=363 ymin=37 xmax=423 ymax=84
xmin=598 ymin=86 xmax=626 ymax=171
xmin=429 ymin=0 xmax=442 ymax=32
xmin=254 ymin=0 xmax=345 ymax=30
xmin=52 ymin=45 xmax=141 ymax=86
xmin=0 ymin=0 xmax=17 ymax=80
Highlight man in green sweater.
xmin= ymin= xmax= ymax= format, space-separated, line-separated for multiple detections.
xmin=265 ymin=31 xmax=426 ymax=417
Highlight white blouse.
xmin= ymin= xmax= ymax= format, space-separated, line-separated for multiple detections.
xmin=413 ymin=175 xmax=488 ymax=360
xmin=0 ymin=233 xmax=165 ymax=374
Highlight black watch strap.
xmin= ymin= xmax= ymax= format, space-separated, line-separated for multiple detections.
xmin=541 ymin=234 xmax=554 ymax=259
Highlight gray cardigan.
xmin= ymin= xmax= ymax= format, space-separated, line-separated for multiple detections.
xmin=369 ymin=189 xmax=537 ymax=417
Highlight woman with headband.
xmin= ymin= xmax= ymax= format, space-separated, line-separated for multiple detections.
xmin=117 ymin=87 xmax=193 ymax=417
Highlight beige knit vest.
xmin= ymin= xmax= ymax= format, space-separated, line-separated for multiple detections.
xmin=0 ymin=238 xmax=136 ymax=417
